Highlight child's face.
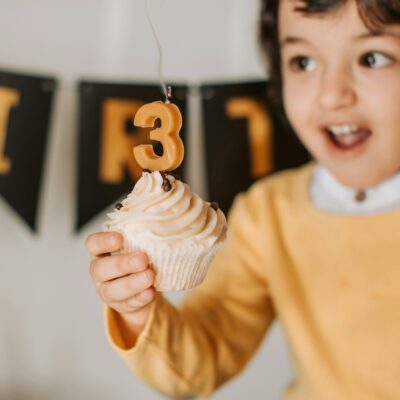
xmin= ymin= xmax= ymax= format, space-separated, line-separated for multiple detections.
xmin=279 ymin=0 xmax=400 ymax=189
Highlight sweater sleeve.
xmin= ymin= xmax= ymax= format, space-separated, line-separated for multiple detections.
xmin=105 ymin=190 xmax=276 ymax=398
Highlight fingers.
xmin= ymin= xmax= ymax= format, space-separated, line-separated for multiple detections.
xmin=126 ymin=287 xmax=156 ymax=307
xmin=85 ymin=232 xmax=123 ymax=257
xmin=90 ymin=252 xmax=149 ymax=283
xmin=110 ymin=287 xmax=156 ymax=314
xmin=99 ymin=268 xmax=155 ymax=303
xmin=86 ymin=232 xmax=157 ymax=317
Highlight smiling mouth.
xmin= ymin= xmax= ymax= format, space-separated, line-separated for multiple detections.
xmin=323 ymin=124 xmax=372 ymax=150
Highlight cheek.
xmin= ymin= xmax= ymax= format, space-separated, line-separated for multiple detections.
xmin=362 ymin=70 xmax=400 ymax=123
xmin=282 ymin=76 xmax=321 ymax=155
xmin=364 ymin=82 xmax=400 ymax=132
xmin=282 ymin=77 xmax=312 ymax=131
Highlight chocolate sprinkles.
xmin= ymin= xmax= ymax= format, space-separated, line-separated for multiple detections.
xmin=115 ymin=202 xmax=123 ymax=210
xmin=170 ymin=172 xmax=182 ymax=181
xmin=210 ymin=202 xmax=219 ymax=211
xmin=162 ymin=179 xmax=172 ymax=192
xmin=142 ymin=170 xmax=183 ymax=192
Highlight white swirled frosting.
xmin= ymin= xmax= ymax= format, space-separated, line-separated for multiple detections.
xmin=104 ymin=171 xmax=227 ymax=247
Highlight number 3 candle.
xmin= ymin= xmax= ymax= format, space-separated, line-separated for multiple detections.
xmin=133 ymin=89 xmax=184 ymax=172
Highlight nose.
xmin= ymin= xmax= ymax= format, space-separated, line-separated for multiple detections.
xmin=318 ymin=64 xmax=356 ymax=110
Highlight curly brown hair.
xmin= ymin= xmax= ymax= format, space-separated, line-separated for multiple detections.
xmin=259 ymin=0 xmax=400 ymax=111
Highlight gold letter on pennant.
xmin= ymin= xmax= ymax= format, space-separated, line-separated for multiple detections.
xmin=100 ymin=98 xmax=147 ymax=184
xmin=226 ymin=97 xmax=273 ymax=178
xmin=0 ymin=87 xmax=20 ymax=175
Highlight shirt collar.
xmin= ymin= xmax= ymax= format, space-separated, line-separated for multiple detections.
xmin=310 ymin=164 xmax=400 ymax=214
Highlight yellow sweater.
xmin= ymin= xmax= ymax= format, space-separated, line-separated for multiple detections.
xmin=106 ymin=162 xmax=400 ymax=400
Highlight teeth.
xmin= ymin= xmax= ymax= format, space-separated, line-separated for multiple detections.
xmin=328 ymin=124 xmax=359 ymax=136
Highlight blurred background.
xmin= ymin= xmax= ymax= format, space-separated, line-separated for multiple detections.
xmin=0 ymin=0 xmax=294 ymax=398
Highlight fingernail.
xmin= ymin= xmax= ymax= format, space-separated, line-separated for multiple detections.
xmin=108 ymin=235 xmax=116 ymax=246
xmin=130 ymin=255 xmax=142 ymax=269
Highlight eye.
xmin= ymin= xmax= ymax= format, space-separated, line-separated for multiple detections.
xmin=359 ymin=52 xmax=393 ymax=68
xmin=288 ymin=56 xmax=317 ymax=72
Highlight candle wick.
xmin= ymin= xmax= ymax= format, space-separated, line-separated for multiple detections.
xmin=165 ymin=86 xmax=172 ymax=103
xmin=144 ymin=0 xmax=168 ymax=99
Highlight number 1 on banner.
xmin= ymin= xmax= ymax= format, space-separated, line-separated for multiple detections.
xmin=0 ymin=87 xmax=20 ymax=175
xmin=226 ymin=97 xmax=273 ymax=178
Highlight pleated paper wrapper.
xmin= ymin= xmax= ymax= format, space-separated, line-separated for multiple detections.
xmin=120 ymin=234 xmax=224 ymax=291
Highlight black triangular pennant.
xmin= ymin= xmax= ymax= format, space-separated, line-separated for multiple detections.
xmin=0 ymin=70 xmax=56 ymax=232
xmin=201 ymin=80 xmax=310 ymax=213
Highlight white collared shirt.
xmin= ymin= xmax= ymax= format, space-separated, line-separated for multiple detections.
xmin=310 ymin=164 xmax=400 ymax=214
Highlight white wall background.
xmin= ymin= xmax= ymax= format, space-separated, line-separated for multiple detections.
xmin=0 ymin=1 xmax=294 ymax=399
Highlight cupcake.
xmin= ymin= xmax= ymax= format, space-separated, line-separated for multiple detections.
xmin=103 ymin=170 xmax=227 ymax=291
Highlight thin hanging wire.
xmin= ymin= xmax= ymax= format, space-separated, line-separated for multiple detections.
xmin=145 ymin=0 xmax=168 ymax=100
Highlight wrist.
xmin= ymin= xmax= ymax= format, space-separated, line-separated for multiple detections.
xmin=115 ymin=305 xmax=152 ymax=348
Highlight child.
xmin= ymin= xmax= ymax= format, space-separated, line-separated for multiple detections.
xmin=85 ymin=0 xmax=400 ymax=398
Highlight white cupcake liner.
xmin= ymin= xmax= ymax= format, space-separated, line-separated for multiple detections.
xmin=120 ymin=234 xmax=222 ymax=291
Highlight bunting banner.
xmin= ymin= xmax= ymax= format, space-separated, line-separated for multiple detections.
xmin=76 ymin=82 xmax=188 ymax=230
xmin=201 ymin=81 xmax=310 ymax=213
xmin=0 ymin=70 xmax=56 ymax=231
xmin=0 ymin=73 xmax=311 ymax=233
